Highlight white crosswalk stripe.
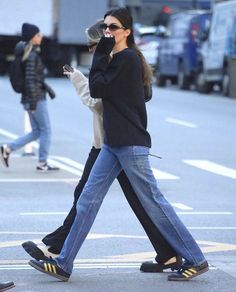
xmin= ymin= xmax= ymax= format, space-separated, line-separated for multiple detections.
xmin=1 ymin=128 xmax=236 ymax=180
xmin=183 ymin=160 xmax=236 ymax=179
xmin=51 ymin=156 xmax=179 ymax=180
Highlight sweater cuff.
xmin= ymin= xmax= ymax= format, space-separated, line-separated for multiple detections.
xmin=95 ymin=36 xmax=115 ymax=55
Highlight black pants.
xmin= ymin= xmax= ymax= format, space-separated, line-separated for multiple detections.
xmin=43 ymin=147 xmax=176 ymax=262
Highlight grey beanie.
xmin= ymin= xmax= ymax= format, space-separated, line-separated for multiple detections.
xmin=85 ymin=19 xmax=104 ymax=45
xmin=22 ymin=23 xmax=40 ymax=42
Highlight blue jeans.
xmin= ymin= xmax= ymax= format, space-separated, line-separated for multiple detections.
xmin=56 ymin=144 xmax=206 ymax=274
xmin=8 ymin=100 xmax=51 ymax=162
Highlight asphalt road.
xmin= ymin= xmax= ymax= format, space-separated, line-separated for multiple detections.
xmin=0 ymin=76 xmax=236 ymax=291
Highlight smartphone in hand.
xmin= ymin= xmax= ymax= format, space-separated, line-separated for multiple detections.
xmin=63 ymin=64 xmax=74 ymax=72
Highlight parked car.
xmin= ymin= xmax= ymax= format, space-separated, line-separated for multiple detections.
xmin=195 ymin=0 xmax=236 ymax=95
xmin=135 ymin=25 xmax=164 ymax=70
xmin=155 ymin=10 xmax=211 ymax=89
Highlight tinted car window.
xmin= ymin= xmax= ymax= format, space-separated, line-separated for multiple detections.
xmin=170 ymin=14 xmax=193 ymax=37
xmin=190 ymin=13 xmax=211 ymax=40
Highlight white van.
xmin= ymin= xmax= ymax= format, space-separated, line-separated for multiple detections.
xmin=196 ymin=0 xmax=236 ymax=95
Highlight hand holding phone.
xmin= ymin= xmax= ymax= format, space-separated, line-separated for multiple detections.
xmin=63 ymin=64 xmax=74 ymax=73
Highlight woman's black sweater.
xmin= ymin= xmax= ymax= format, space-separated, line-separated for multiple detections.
xmin=89 ymin=37 xmax=151 ymax=148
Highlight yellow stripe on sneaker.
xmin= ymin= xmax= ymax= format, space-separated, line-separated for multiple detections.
xmin=189 ymin=268 xmax=197 ymax=274
xmin=182 ymin=272 xmax=191 ymax=278
xmin=52 ymin=265 xmax=56 ymax=274
xmin=43 ymin=262 xmax=57 ymax=274
xmin=44 ymin=263 xmax=48 ymax=272
xmin=184 ymin=270 xmax=194 ymax=276
xmin=47 ymin=263 xmax=52 ymax=273
xmin=182 ymin=268 xmax=197 ymax=278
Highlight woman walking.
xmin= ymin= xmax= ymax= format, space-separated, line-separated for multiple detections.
xmin=29 ymin=8 xmax=208 ymax=282
xmin=0 ymin=23 xmax=58 ymax=171
xmin=23 ymin=19 xmax=181 ymax=273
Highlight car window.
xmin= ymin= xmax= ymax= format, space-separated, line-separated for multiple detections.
xmin=197 ymin=14 xmax=211 ymax=32
xmin=169 ymin=14 xmax=193 ymax=37
xmin=191 ymin=13 xmax=211 ymax=39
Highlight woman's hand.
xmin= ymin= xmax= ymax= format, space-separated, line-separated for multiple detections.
xmin=63 ymin=71 xmax=73 ymax=77
xmin=96 ymin=35 xmax=115 ymax=55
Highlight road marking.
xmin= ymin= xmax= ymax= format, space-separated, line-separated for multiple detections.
xmin=0 ymin=128 xmax=81 ymax=176
xmin=171 ymin=203 xmax=193 ymax=210
xmin=186 ymin=227 xmax=236 ymax=230
xmin=0 ymin=128 xmax=178 ymax=180
xmin=0 ymin=232 xmax=48 ymax=235
xmin=183 ymin=160 xmax=236 ymax=179
xmin=0 ymin=239 xmax=41 ymax=248
xmin=0 ymin=128 xmax=18 ymax=139
xmin=176 ymin=211 xmax=233 ymax=215
xmin=151 ymin=168 xmax=179 ymax=180
xmin=0 ymin=263 xmax=217 ymax=271
xmin=20 ymin=212 xmax=70 ymax=215
xmin=19 ymin=210 xmax=233 ymax=216
xmin=51 ymin=156 xmax=84 ymax=172
xmin=0 ymin=128 xmax=38 ymax=148
xmin=197 ymin=240 xmax=236 ymax=253
xmin=47 ymin=158 xmax=82 ymax=176
xmin=165 ymin=117 xmax=197 ymax=128
xmin=109 ymin=242 xmax=236 ymax=260
xmin=0 ymin=167 xmax=178 ymax=181
xmin=0 ymin=263 xmax=141 ymax=270
xmin=1 ymin=231 xmax=236 ymax=248
xmin=0 ymin=178 xmax=79 ymax=182
xmin=3 ymin=228 xmax=234 ymax=235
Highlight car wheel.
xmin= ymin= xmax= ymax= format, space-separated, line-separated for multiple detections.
xmin=195 ymin=69 xmax=212 ymax=94
xmin=222 ymin=67 xmax=229 ymax=96
xmin=156 ymin=72 xmax=166 ymax=87
xmin=178 ymin=64 xmax=190 ymax=90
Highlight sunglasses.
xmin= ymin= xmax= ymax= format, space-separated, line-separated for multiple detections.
xmin=100 ymin=23 xmax=126 ymax=31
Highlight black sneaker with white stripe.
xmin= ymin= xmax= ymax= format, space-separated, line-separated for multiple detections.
xmin=29 ymin=259 xmax=70 ymax=282
xmin=36 ymin=163 xmax=60 ymax=172
xmin=0 ymin=145 xmax=10 ymax=167
xmin=168 ymin=261 xmax=209 ymax=281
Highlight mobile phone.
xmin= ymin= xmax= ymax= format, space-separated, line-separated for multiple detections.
xmin=63 ymin=64 xmax=74 ymax=72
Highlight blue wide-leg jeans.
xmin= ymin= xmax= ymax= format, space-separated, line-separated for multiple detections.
xmin=56 ymin=144 xmax=206 ymax=274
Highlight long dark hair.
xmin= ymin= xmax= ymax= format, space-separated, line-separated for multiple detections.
xmin=104 ymin=7 xmax=153 ymax=86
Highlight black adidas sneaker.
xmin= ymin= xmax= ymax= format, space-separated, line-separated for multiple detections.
xmin=29 ymin=259 xmax=70 ymax=282
xmin=168 ymin=261 xmax=209 ymax=281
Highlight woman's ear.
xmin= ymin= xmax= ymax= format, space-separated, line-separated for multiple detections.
xmin=125 ymin=29 xmax=131 ymax=37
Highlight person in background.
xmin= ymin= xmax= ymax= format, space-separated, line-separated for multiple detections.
xmin=153 ymin=5 xmax=172 ymax=27
xmin=0 ymin=23 xmax=59 ymax=172
xmin=22 ymin=19 xmax=182 ymax=274
xmin=0 ymin=280 xmax=15 ymax=291
xmin=28 ymin=8 xmax=208 ymax=283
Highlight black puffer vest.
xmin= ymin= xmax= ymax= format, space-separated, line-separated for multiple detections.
xmin=21 ymin=45 xmax=46 ymax=110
